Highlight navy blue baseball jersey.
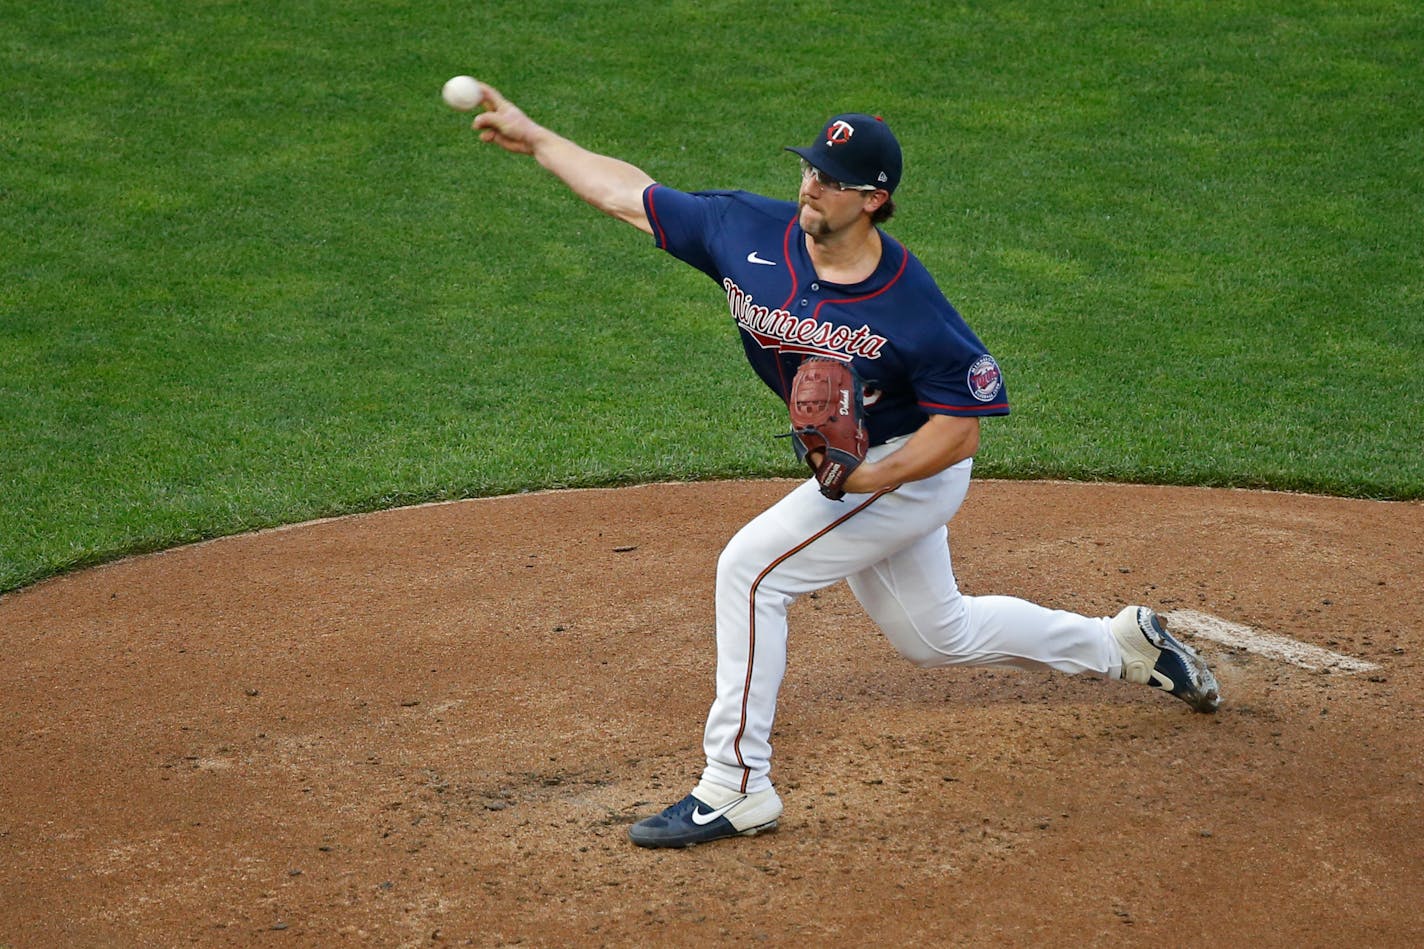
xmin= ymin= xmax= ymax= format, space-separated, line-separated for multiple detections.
xmin=643 ymin=186 xmax=1009 ymax=447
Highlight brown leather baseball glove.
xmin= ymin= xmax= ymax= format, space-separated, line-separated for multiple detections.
xmin=785 ymin=357 xmax=868 ymax=500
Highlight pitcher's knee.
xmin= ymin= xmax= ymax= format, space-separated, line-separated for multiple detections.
xmin=716 ymin=542 xmax=763 ymax=594
xmin=880 ymin=609 xmax=975 ymax=668
xmin=897 ymin=643 xmax=963 ymax=668
xmin=880 ymin=620 xmax=974 ymax=667
xmin=718 ymin=524 xmax=802 ymax=593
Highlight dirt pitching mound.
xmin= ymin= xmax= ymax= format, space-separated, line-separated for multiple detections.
xmin=2 ymin=480 xmax=1421 ymax=947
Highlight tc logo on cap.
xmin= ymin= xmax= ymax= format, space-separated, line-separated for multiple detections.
xmin=825 ymin=120 xmax=855 ymax=146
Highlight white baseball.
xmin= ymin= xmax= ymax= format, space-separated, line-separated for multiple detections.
xmin=441 ymin=75 xmax=485 ymax=112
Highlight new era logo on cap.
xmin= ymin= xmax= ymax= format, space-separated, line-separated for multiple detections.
xmin=787 ymin=112 xmax=903 ymax=194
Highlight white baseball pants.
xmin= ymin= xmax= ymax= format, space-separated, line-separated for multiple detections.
xmin=701 ymin=447 xmax=1123 ymax=795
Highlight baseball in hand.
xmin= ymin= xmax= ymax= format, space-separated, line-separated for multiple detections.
xmin=441 ymin=75 xmax=485 ymax=112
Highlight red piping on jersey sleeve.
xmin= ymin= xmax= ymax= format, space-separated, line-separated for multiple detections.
xmin=644 ymin=184 xmax=668 ymax=248
xmin=919 ymin=399 xmax=1011 ymax=413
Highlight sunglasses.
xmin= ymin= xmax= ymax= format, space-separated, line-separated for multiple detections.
xmin=799 ymin=158 xmax=880 ymax=193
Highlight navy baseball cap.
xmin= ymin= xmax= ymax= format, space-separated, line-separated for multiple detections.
xmin=787 ymin=113 xmax=902 ymax=193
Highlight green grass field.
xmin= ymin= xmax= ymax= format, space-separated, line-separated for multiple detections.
xmin=3 ymin=0 xmax=1421 ymax=593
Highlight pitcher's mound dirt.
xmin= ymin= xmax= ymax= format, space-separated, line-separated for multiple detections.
xmin=2 ymin=480 xmax=1421 ymax=947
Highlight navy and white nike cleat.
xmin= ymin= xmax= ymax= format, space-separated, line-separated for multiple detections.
xmin=628 ymin=785 xmax=782 ymax=848
xmin=1111 ymin=606 xmax=1221 ymax=713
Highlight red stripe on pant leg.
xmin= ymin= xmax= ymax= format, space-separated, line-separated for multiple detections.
xmin=732 ymin=489 xmax=892 ymax=793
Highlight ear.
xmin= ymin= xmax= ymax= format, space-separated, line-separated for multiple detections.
xmin=863 ymin=190 xmax=890 ymax=214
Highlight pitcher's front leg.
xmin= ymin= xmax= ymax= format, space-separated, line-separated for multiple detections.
xmin=699 ymin=482 xmax=886 ymax=793
xmin=700 ymin=508 xmax=801 ymax=795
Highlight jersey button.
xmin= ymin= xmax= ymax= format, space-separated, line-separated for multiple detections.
xmin=811 ymin=282 xmax=820 ymax=291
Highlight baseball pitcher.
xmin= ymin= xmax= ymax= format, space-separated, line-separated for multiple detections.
xmin=469 ymin=85 xmax=1221 ymax=848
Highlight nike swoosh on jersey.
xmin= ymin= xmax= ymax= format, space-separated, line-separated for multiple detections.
xmin=690 ymin=797 xmax=746 ymax=825
xmin=746 ymin=251 xmax=777 ymax=266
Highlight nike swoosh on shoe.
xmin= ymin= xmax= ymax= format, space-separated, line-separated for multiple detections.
xmin=691 ymin=797 xmax=746 ymax=826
